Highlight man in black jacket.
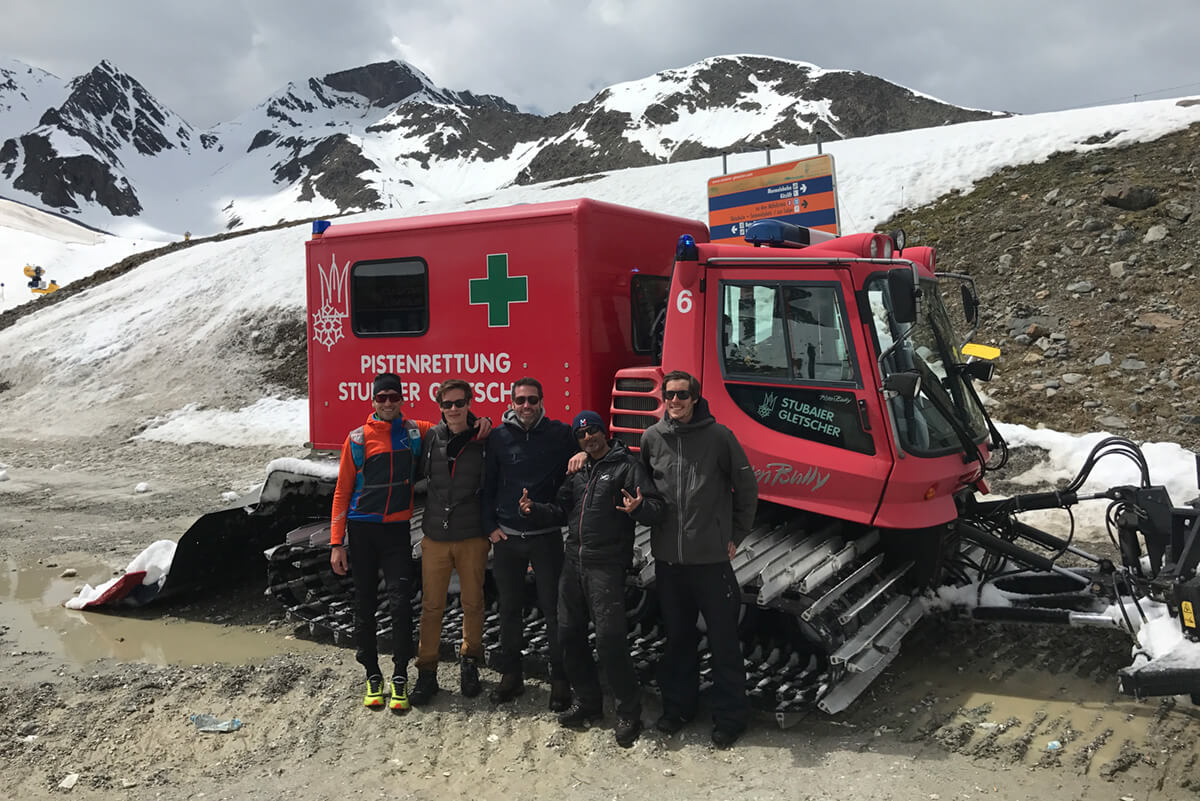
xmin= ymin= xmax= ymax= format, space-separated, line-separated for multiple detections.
xmin=409 ymin=379 xmax=492 ymax=706
xmin=482 ymin=377 xmax=578 ymax=710
xmin=640 ymin=370 xmax=758 ymax=749
xmin=520 ymin=410 xmax=663 ymax=747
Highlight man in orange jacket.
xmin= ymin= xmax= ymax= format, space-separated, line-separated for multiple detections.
xmin=330 ymin=372 xmax=490 ymax=713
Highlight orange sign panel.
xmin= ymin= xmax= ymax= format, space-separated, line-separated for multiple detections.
xmin=707 ymin=155 xmax=838 ymax=244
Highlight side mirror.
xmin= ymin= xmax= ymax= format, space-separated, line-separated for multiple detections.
xmin=883 ymin=370 xmax=922 ymax=399
xmin=957 ymin=360 xmax=994 ymax=382
xmin=888 ymin=268 xmax=917 ymax=324
xmin=960 ymin=283 xmax=979 ymax=327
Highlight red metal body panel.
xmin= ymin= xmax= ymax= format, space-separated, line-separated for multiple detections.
xmin=304 ymin=199 xmax=708 ymax=450
xmin=698 ymin=261 xmax=891 ymax=526
xmin=660 ymin=241 xmax=979 ymax=530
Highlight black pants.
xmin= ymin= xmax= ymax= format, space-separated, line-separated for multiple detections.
xmin=347 ymin=520 xmax=414 ymax=679
xmin=654 ymin=559 xmax=749 ymax=732
xmin=491 ymin=532 xmax=565 ymax=677
xmin=559 ymin=558 xmax=640 ymax=717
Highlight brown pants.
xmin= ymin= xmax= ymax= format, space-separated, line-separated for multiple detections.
xmin=415 ymin=536 xmax=491 ymax=671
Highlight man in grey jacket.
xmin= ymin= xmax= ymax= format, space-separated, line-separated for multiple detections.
xmin=639 ymin=370 xmax=758 ymax=749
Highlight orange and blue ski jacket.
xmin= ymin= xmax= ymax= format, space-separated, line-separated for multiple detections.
xmin=330 ymin=412 xmax=434 ymax=545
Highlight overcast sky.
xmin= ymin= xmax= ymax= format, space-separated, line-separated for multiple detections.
xmin=3 ymin=1 xmax=1198 ymax=128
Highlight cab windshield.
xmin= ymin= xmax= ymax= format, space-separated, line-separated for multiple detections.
xmin=866 ymin=274 xmax=988 ymax=455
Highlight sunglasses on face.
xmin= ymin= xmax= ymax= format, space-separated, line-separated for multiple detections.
xmin=663 ymin=390 xmax=692 ymax=401
xmin=575 ymin=425 xmax=603 ymax=439
xmin=439 ymin=398 xmax=469 ymax=409
xmin=512 ymin=395 xmax=541 ymax=406
xmin=374 ymin=392 xmax=403 ymax=404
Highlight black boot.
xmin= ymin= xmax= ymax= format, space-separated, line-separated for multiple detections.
xmin=548 ymin=679 xmax=572 ymax=712
xmin=615 ymin=715 xmax=643 ymax=748
xmin=655 ymin=711 xmax=693 ymax=734
xmin=489 ymin=672 xmax=524 ymax=704
xmin=408 ymin=670 xmax=439 ymax=706
xmin=557 ymin=701 xmax=602 ymax=729
xmin=460 ymin=657 xmax=481 ymax=698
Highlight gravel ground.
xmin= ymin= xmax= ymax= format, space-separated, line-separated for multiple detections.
xmin=3 ymin=433 xmax=1200 ymax=801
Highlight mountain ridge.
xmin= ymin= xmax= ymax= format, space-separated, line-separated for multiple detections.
xmin=0 ymin=54 xmax=1001 ymax=235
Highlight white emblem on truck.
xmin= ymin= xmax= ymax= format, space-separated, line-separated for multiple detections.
xmin=312 ymin=257 xmax=349 ymax=350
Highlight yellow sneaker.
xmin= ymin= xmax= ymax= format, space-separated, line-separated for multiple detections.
xmin=388 ymin=677 xmax=410 ymax=713
xmin=363 ymin=674 xmax=385 ymax=708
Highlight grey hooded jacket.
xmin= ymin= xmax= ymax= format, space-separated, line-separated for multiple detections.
xmin=639 ymin=398 xmax=758 ymax=565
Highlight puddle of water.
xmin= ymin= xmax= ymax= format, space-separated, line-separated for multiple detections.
xmin=0 ymin=557 xmax=323 ymax=666
xmin=884 ymin=648 xmax=1161 ymax=768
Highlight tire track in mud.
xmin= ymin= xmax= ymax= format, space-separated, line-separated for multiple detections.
xmin=844 ymin=616 xmax=1200 ymax=796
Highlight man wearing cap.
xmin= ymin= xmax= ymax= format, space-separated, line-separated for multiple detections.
xmin=482 ymin=377 xmax=578 ymax=710
xmin=330 ymin=372 xmax=490 ymax=713
xmin=640 ymin=370 xmax=758 ymax=749
xmin=519 ymin=410 xmax=663 ymax=747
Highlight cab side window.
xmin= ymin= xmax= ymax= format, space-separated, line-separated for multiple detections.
xmin=351 ymin=259 xmax=428 ymax=336
xmin=721 ymin=281 xmax=858 ymax=386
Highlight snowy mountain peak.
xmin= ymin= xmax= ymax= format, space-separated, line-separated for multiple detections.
xmin=0 ymin=59 xmax=67 ymax=136
xmin=257 ymin=60 xmax=518 ymax=131
xmin=0 ymin=58 xmax=201 ymax=219
xmin=50 ymin=59 xmax=195 ymax=161
xmin=513 ymin=53 xmax=999 ymax=184
xmin=0 ymin=53 xmax=1000 ymax=233
xmin=319 ymin=60 xmax=516 ymax=111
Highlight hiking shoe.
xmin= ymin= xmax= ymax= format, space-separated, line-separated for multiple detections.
xmin=363 ymin=674 xmax=385 ymax=708
xmin=408 ymin=670 xmax=439 ymax=706
xmin=460 ymin=657 xmax=481 ymax=698
xmin=548 ymin=678 xmax=572 ymax=712
xmin=711 ymin=725 xmax=744 ymax=749
xmin=654 ymin=712 xmax=692 ymax=734
xmin=557 ymin=701 xmax=602 ymax=729
xmin=388 ymin=677 xmax=410 ymax=713
xmin=489 ymin=672 xmax=524 ymax=704
xmin=615 ymin=716 xmax=643 ymax=748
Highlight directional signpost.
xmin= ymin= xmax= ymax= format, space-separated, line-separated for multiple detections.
xmin=707 ymin=154 xmax=839 ymax=245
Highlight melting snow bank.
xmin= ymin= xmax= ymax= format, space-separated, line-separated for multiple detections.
xmin=995 ymin=422 xmax=1199 ymax=501
xmin=135 ymin=398 xmax=308 ymax=447
xmin=65 ymin=539 xmax=177 ymax=609
xmin=264 ymin=456 xmax=339 ymax=481
xmin=1126 ymin=600 xmax=1200 ymax=667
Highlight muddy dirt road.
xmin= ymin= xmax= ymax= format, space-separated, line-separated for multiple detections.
xmin=2 ymin=435 xmax=1199 ymax=800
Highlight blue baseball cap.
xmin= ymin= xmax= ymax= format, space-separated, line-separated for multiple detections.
xmin=570 ymin=410 xmax=606 ymax=435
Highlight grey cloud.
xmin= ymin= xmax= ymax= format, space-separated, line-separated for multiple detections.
xmin=1 ymin=0 xmax=1197 ymax=128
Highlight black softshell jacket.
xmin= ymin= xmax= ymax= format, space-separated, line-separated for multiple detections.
xmin=526 ymin=440 xmax=664 ymax=565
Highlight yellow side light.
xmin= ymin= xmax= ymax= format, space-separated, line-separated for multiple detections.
xmin=961 ymin=343 xmax=1001 ymax=361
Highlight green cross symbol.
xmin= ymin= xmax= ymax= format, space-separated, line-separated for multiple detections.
xmin=469 ymin=253 xmax=528 ymax=327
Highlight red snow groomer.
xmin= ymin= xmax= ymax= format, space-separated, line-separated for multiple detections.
xmin=164 ymin=197 xmax=1200 ymax=721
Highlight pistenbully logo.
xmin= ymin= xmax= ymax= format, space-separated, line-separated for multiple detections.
xmin=313 ymin=257 xmax=349 ymax=350
xmin=757 ymin=392 xmax=778 ymax=419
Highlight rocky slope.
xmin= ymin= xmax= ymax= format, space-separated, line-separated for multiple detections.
xmin=883 ymin=118 xmax=1200 ymax=452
